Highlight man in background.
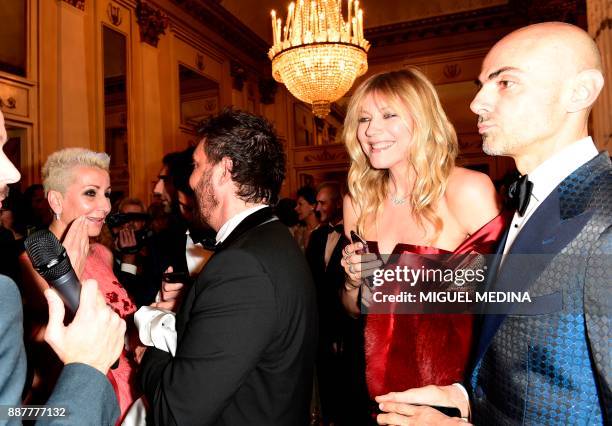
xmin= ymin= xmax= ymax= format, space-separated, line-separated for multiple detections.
xmin=306 ymin=182 xmax=368 ymax=425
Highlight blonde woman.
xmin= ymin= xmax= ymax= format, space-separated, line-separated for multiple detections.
xmin=340 ymin=69 xmax=509 ymax=402
xmin=19 ymin=148 xmax=139 ymax=422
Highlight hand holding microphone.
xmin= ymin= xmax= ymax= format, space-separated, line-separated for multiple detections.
xmin=24 ymin=229 xmax=83 ymax=314
xmin=44 ymin=279 xmax=126 ymax=374
xmin=25 ymin=229 xmax=124 ymax=372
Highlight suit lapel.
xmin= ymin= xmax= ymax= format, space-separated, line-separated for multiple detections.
xmin=475 ymin=158 xmax=598 ymax=362
xmin=176 ymin=207 xmax=277 ymax=341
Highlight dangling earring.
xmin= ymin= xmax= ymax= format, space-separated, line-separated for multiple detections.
xmin=54 ymin=212 xmax=60 ymax=221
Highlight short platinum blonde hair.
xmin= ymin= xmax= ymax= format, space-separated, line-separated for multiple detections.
xmin=42 ymin=148 xmax=110 ymax=194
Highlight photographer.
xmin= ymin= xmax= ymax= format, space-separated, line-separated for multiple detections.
xmin=109 ymin=198 xmax=158 ymax=307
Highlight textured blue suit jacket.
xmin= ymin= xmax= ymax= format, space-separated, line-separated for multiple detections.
xmin=470 ymin=153 xmax=611 ymax=424
xmin=0 ymin=274 xmax=119 ymax=425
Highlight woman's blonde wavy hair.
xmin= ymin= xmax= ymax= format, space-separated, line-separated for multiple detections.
xmin=42 ymin=148 xmax=110 ymax=195
xmin=343 ymin=68 xmax=458 ymax=243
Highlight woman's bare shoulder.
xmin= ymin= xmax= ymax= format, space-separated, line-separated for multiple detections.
xmin=446 ymin=167 xmax=500 ymax=233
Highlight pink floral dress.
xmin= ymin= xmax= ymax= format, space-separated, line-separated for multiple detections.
xmin=82 ymin=243 xmax=139 ymax=422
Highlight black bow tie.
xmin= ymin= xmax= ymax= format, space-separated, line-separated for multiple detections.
xmin=198 ymin=237 xmax=219 ymax=251
xmin=508 ymin=174 xmax=534 ymax=217
xmin=190 ymin=227 xmax=218 ymax=251
xmin=327 ymin=223 xmax=344 ymax=234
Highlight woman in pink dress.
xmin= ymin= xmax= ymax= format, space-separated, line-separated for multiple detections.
xmin=339 ymin=69 xmax=508 ymax=417
xmin=19 ymin=148 xmax=140 ymax=423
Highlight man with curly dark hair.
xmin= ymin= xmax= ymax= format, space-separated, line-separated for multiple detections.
xmin=141 ymin=109 xmax=318 ymax=425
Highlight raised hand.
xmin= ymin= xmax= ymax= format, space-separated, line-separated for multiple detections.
xmin=62 ymin=216 xmax=89 ymax=278
xmin=153 ymin=266 xmax=186 ymax=312
xmin=340 ymin=241 xmax=383 ymax=290
xmin=44 ymin=279 xmax=126 ymax=374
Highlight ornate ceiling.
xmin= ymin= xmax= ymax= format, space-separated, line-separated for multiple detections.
xmin=220 ymin=0 xmax=508 ymax=44
xmin=166 ymin=0 xmax=586 ymax=72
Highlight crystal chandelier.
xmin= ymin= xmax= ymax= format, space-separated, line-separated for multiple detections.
xmin=268 ymin=0 xmax=370 ymax=118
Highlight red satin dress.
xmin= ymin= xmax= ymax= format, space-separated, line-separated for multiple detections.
xmin=364 ymin=213 xmax=508 ymax=398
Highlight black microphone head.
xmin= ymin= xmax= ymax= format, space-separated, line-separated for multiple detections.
xmin=24 ymin=229 xmax=72 ymax=281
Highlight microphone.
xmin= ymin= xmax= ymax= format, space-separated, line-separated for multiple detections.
xmin=24 ymin=229 xmax=81 ymax=314
xmin=24 ymin=229 xmax=120 ymax=370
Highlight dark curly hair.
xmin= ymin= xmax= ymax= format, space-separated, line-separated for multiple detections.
xmin=170 ymin=146 xmax=195 ymax=197
xmin=296 ymin=186 xmax=317 ymax=206
xmin=197 ymin=109 xmax=286 ymax=205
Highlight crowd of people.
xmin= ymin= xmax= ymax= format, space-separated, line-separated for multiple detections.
xmin=0 ymin=22 xmax=609 ymax=426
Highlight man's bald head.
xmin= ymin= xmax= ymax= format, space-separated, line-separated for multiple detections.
xmin=471 ymin=22 xmax=604 ymax=173
xmin=492 ymin=22 xmax=602 ymax=76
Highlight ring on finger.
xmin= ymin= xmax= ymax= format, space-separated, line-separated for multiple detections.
xmin=349 ymin=264 xmax=355 ymax=274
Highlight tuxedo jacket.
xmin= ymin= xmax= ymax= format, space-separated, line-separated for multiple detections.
xmin=141 ymin=208 xmax=318 ymax=425
xmin=0 ymin=274 xmax=119 ymax=426
xmin=305 ymin=226 xmax=349 ymax=347
xmin=470 ymin=152 xmax=611 ymax=424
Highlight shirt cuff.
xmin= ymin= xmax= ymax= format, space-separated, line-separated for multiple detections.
xmin=452 ymin=383 xmax=470 ymax=421
xmin=120 ymin=263 xmax=137 ymax=275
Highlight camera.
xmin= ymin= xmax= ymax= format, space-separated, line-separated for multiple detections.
xmin=106 ymin=212 xmax=149 ymax=228
xmin=106 ymin=212 xmax=153 ymax=254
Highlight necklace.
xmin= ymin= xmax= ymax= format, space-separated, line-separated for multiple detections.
xmin=390 ymin=194 xmax=407 ymax=206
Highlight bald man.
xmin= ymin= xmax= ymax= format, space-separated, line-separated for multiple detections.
xmin=374 ymin=22 xmax=611 ymax=425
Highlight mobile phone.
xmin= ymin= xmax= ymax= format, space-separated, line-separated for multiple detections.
xmin=429 ymin=405 xmax=461 ymax=418
xmin=350 ymin=230 xmax=370 ymax=254
xmin=162 ymin=271 xmax=190 ymax=284
xmin=374 ymin=404 xmax=461 ymax=418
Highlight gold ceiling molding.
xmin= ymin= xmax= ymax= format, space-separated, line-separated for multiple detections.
xmin=136 ymin=1 xmax=169 ymax=47
xmin=107 ymin=3 xmax=122 ymax=26
xmin=301 ymin=148 xmax=348 ymax=164
xmin=60 ymin=0 xmax=85 ymax=11
xmin=365 ymin=0 xmax=585 ymax=49
xmin=170 ymin=0 xmax=269 ymax=63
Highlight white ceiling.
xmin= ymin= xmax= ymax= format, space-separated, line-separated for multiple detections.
xmin=220 ymin=0 xmax=507 ymax=44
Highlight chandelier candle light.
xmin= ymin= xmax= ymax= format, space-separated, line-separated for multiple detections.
xmin=268 ymin=0 xmax=370 ymax=118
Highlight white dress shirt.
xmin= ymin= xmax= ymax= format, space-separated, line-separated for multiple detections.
xmin=215 ymin=204 xmax=268 ymax=244
xmin=185 ymin=230 xmax=211 ymax=276
xmin=324 ymin=221 xmax=343 ymax=268
xmin=502 ymin=137 xmax=598 ymax=257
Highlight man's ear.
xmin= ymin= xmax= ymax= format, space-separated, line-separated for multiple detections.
xmin=567 ymin=69 xmax=604 ymax=113
xmin=47 ymin=190 xmax=63 ymax=217
xmin=218 ymin=157 xmax=233 ymax=185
